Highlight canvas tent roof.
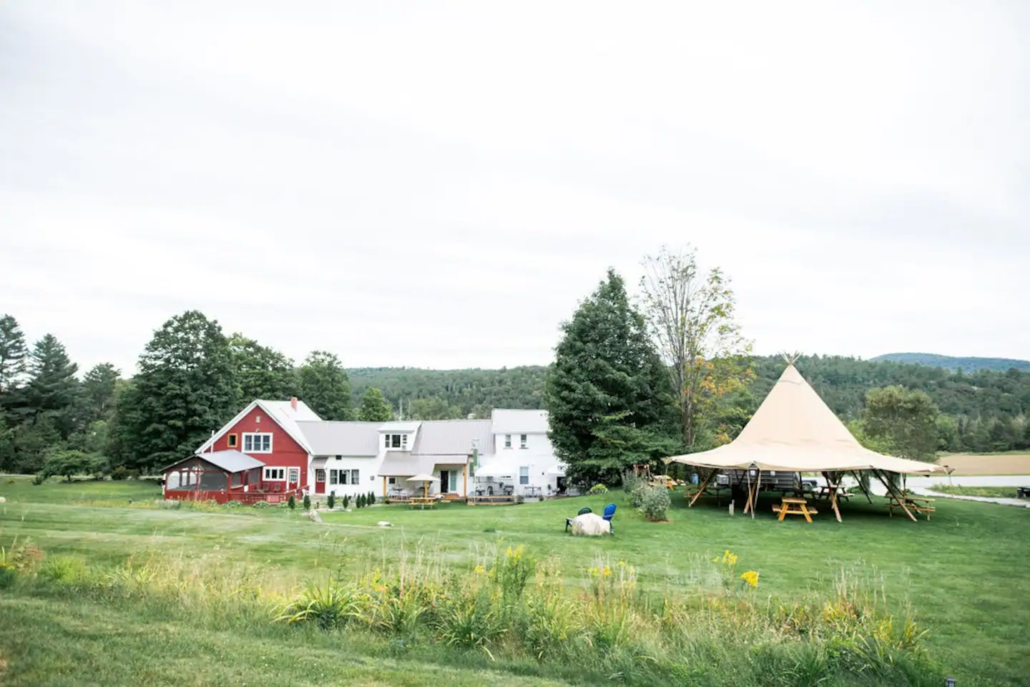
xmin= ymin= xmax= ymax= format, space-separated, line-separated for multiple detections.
xmin=665 ymin=363 xmax=947 ymax=476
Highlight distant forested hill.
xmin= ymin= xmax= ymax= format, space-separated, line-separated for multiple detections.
xmin=872 ymin=353 xmax=1030 ymax=372
xmin=349 ymin=355 xmax=1030 ymax=452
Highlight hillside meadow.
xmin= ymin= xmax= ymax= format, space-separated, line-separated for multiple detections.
xmin=0 ymin=478 xmax=1028 ymax=686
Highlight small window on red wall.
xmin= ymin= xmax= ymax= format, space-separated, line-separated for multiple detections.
xmin=227 ymin=434 xmax=238 ymax=448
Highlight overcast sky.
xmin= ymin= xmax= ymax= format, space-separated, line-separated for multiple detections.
xmin=2 ymin=1 xmax=1028 ymax=375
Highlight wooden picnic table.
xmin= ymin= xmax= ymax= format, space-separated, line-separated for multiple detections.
xmin=408 ymin=497 xmax=437 ymax=509
xmin=772 ymin=496 xmax=818 ymax=523
xmin=814 ymin=485 xmax=853 ymax=501
xmin=888 ymin=494 xmax=936 ymax=520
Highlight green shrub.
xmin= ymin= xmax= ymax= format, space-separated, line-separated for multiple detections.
xmin=587 ymin=484 xmax=609 ymax=495
xmin=621 ymin=472 xmax=644 ymax=495
xmin=327 ymin=492 xmax=336 ymax=509
xmin=224 ymin=500 xmax=243 ymax=508
xmin=494 ymin=545 xmax=535 ymax=606
xmin=288 ymin=495 xmax=296 ymax=510
xmin=368 ymin=491 xmax=376 ymax=506
xmin=110 ymin=466 xmax=130 ymax=481
xmin=31 ymin=473 xmax=46 ymax=486
xmin=303 ymin=494 xmax=311 ymax=511
xmin=436 ymin=589 xmax=505 ymax=649
xmin=639 ymin=486 xmax=670 ymax=521
xmin=253 ymin=501 xmax=271 ymax=509
xmin=275 ymin=579 xmax=364 ymax=630
xmin=342 ymin=494 xmax=351 ymax=509
xmin=37 ymin=555 xmax=89 ymax=586
xmin=357 ymin=494 xmax=366 ymax=508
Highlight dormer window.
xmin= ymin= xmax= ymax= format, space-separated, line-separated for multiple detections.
xmin=384 ymin=433 xmax=408 ymax=449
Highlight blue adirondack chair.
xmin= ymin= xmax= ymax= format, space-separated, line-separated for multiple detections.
xmin=602 ymin=503 xmax=616 ymax=534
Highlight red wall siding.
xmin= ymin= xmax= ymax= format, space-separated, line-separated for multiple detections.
xmin=207 ymin=406 xmax=308 ymax=487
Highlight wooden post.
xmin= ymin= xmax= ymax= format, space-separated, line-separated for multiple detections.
xmin=821 ymin=471 xmax=842 ymax=523
xmin=873 ymin=469 xmax=917 ymax=522
xmin=850 ymin=471 xmax=874 ymax=504
xmin=751 ymin=470 xmax=762 ymax=519
xmin=463 ymin=463 xmax=468 ymax=499
xmin=689 ymin=469 xmax=716 ymax=507
xmin=383 ymin=476 xmax=387 ymax=499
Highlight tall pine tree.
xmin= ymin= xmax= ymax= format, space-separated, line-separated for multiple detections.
xmin=123 ymin=311 xmax=239 ymax=471
xmin=297 ymin=351 xmax=352 ymax=420
xmin=0 ymin=314 xmax=27 ymax=394
xmin=24 ymin=334 xmax=80 ymax=438
xmin=544 ymin=270 xmax=678 ymax=486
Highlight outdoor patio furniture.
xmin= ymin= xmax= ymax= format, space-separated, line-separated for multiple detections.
xmin=565 ymin=506 xmax=593 ymax=532
xmin=602 ymin=503 xmax=616 ymax=534
xmin=772 ymin=497 xmax=818 ymax=523
xmin=888 ymin=494 xmax=935 ymax=520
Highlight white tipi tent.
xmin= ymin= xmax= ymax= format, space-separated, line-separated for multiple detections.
xmin=665 ymin=362 xmax=948 ymax=521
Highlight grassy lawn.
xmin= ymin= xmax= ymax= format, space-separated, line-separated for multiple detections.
xmin=931 ymin=485 xmax=1023 ymax=499
xmin=1 ymin=477 xmax=1028 ymax=685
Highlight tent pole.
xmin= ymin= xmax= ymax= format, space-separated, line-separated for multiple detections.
xmin=744 ymin=470 xmax=752 ymax=515
xmin=850 ymin=471 xmax=874 ymax=504
xmin=689 ymin=469 xmax=716 ymax=507
xmin=751 ymin=470 xmax=761 ymax=519
xmin=822 ymin=471 xmax=842 ymax=523
xmin=873 ymin=469 xmax=917 ymax=522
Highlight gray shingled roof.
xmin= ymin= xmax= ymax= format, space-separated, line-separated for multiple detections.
xmin=413 ymin=420 xmax=494 ymax=456
xmin=378 ymin=452 xmax=423 ymax=476
xmin=491 ymin=409 xmax=549 ymax=435
xmin=296 ymin=421 xmax=381 ymax=456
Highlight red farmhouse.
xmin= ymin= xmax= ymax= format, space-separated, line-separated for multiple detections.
xmin=162 ymin=398 xmax=319 ymax=504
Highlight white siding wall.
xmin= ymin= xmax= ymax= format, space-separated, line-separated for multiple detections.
xmin=482 ymin=431 xmax=562 ymax=495
xmin=314 ymin=456 xmax=381 ymax=496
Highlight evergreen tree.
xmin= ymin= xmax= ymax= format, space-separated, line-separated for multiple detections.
xmin=544 ymin=269 xmax=678 ymax=486
xmin=81 ymin=363 xmax=121 ymax=425
xmin=0 ymin=314 xmax=28 ymax=394
xmin=229 ymin=334 xmax=297 ymax=401
xmin=357 ymin=387 xmax=393 ymax=421
xmin=297 ymin=351 xmax=352 ymax=420
xmin=122 ymin=311 xmax=239 ymax=471
xmin=24 ymin=334 xmax=80 ymax=438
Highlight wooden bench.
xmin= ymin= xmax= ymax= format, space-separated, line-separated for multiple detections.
xmin=408 ymin=497 xmax=437 ymax=509
xmin=772 ymin=497 xmax=818 ymax=523
xmin=888 ymin=495 xmax=935 ymax=520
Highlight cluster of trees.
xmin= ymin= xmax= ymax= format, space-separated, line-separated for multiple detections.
xmin=0 ymin=311 xmax=395 ymax=475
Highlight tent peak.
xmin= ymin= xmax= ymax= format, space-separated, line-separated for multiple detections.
xmin=780 ymin=351 xmax=800 ymax=365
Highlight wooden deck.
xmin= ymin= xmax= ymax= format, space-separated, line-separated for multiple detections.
xmin=467 ymin=494 xmax=518 ymax=506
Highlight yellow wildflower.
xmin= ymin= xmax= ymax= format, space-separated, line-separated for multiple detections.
xmin=602 ymin=566 xmax=612 ymax=577
xmin=740 ymin=570 xmax=760 ymax=588
xmin=474 ymin=565 xmax=486 ymax=575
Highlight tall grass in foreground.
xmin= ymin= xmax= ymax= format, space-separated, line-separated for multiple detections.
xmin=0 ymin=539 xmax=942 ymax=686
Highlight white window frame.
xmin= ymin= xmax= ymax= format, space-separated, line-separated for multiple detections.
xmin=504 ymin=434 xmax=512 ymax=449
xmin=243 ymin=432 xmax=273 ymax=454
xmin=263 ymin=467 xmax=285 ymax=481
xmin=519 ymin=466 xmax=529 ymax=485
xmin=519 ymin=434 xmax=528 ymax=449
xmin=329 ymin=469 xmax=339 ymax=485
xmin=288 ymin=467 xmax=300 ymax=484
xmin=351 ymin=469 xmax=360 ymax=484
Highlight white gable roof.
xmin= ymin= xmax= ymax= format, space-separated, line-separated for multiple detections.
xmin=196 ymin=399 xmax=322 ymax=455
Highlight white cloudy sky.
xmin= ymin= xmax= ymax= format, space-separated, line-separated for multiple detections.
xmin=2 ymin=1 xmax=1028 ymax=375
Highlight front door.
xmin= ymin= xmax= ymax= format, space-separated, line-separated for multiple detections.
xmin=288 ymin=467 xmax=300 ymax=492
xmin=440 ymin=470 xmax=449 ymax=494
xmin=314 ymin=469 xmax=326 ymax=494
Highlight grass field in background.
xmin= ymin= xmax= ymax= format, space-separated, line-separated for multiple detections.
xmin=930 ymin=485 xmax=1022 ymax=498
xmin=1 ymin=477 xmax=1028 ymax=685
xmin=935 ymin=452 xmax=1030 ymax=475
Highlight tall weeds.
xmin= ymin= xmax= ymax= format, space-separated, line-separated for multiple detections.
xmin=4 ymin=540 xmax=943 ymax=686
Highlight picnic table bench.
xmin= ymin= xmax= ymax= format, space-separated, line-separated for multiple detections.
xmin=772 ymin=497 xmax=818 ymax=523
xmin=888 ymin=494 xmax=935 ymax=520
xmin=408 ymin=497 xmax=437 ymax=509
xmin=814 ymin=485 xmax=853 ymax=501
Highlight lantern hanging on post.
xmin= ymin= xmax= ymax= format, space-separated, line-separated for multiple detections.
xmin=747 ymin=462 xmax=759 ymax=481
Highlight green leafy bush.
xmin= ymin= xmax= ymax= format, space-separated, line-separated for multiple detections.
xmin=327 ymin=492 xmax=336 ymax=509
xmin=37 ymin=555 xmax=89 ymax=585
xmin=224 ymin=500 xmax=243 ymax=508
xmin=587 ymin=484 xmax=609 ymax=495
xmin=111 ymin=466 xmax=130 ymax=481
xmin=639 ymin=486 xmax=670 ymax=521
xmin=252 ymin=501 xmax=271 ymax=509
xmin=275 ymin=579 xmax=364 ymax=630
xmin=31 ymin=473 xmax=46 ymax=486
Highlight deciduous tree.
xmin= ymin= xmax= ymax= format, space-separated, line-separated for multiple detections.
xmin=357 ymin=387 xmax=393 ymax=422
xmin=122 ymin=311 xmax=239 ymax=471
xmin=229 ymin=334 xmax=297 ymax=401
xmin=545 ymin=269 xmax=678 ymax=486
xmin=407 ymin=396 xmax=462 ymax=421
xmin=639 ymin=246 xmax=753 ymax=450
xmin=298 ymin=351 xmax=352 ymax=420
xmin=861 ymin=386 xmax=940 ymax=460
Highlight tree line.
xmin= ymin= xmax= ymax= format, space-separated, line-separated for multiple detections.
xmin=3 ymin=245 xmax=1028 ymax=478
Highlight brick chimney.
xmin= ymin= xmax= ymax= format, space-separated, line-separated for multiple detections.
xmin=290 ymin=396 xmax=298 ymax=410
